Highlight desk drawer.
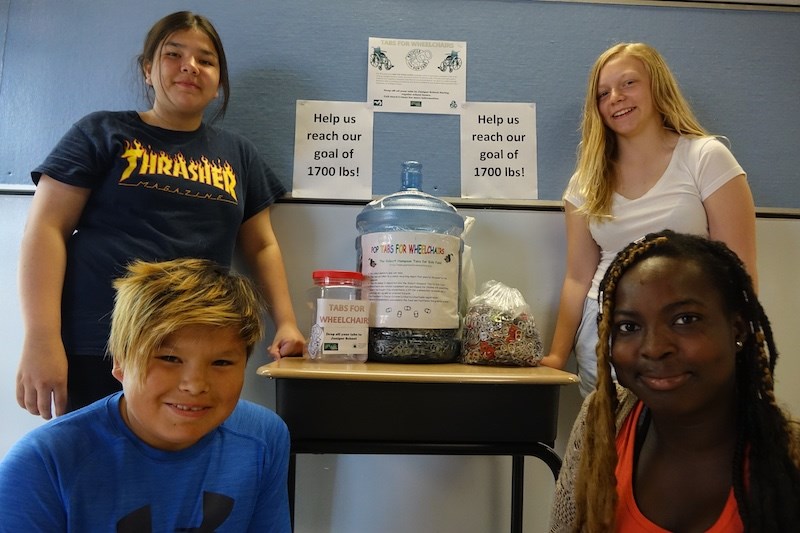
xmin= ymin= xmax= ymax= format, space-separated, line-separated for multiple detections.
xmin=275 ymin=379 xmax=559 ymax=444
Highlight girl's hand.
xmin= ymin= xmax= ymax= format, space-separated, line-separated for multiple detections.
xmin=539 ymin=353 xmax=569 ymax=370
xmin=268 ymin=324 xmax=306 ymax=359
xmin=17 ymin=335 xmax=69 ymax=419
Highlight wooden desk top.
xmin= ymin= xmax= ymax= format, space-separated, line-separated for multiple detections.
xmin=257 ymin=357 xmax=579 ymax=385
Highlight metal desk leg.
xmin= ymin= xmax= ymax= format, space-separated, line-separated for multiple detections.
xmin=511 ymin=444 xmax=562 ymax=533
xmin=511 ymin=455 xmax=524 ymax=533
xmin=531 ymin=443 xmax=563 ymax=480
xmin=288 ymin=453 xmax=296 ymax=532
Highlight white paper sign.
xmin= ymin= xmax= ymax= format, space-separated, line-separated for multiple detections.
xmin=460 ymin=102 xmax=538 ymax=199
xmin=292 ymin=100 xmax=373 ymax=200
xmin=360 ymin=232 xmax=461 ymax=329
xmin=311 ymin=299 xmax=369 ymax=357
xmin=367 ymin=37 xmax=466 ymax=115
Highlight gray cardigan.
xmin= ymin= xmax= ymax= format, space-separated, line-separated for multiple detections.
xmin=548 ymin=385 xmax=638 ymax=532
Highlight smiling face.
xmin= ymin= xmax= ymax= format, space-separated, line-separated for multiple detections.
xmin=610 ymin=256 xmax=744 ymax=418
xmin=144 ymin=28 xmax=221 ymax=130
xmin=112 ymin=324 xmax=246 ymax=451
xmin=596 ymin=54 xmax=660 ymax=139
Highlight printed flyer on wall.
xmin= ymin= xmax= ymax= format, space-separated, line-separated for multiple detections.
xmin=359 ymin=231 xmax=461 ymax=329
xmin=367 ymin=37 xmax=466 ymax=115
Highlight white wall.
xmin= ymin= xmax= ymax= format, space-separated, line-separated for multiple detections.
xmin=2 ymin=194 xmax=798 ymax=532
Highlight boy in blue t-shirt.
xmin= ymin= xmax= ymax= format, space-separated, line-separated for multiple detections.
xmin=0 ymin=258 xmax=291 ymax=532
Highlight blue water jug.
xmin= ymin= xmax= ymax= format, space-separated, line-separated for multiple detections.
xmin=356 ymin=161 xmax=465 ymax=362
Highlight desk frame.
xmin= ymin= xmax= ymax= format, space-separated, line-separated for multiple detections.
xmin=259 ymin=360 xmax=578 ymax=533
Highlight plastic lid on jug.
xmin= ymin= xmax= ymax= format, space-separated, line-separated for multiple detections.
xmin=356 ymin=161 xmax=464 ymax=236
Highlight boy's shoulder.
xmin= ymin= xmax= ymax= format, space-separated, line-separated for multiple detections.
xmin=1 ymin=394 xmax=118 ymax=468
xmin=220 ymin=400 xmax=289 ymax=445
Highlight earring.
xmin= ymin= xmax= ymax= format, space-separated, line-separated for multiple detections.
xmin=735 ymin=340 xmax=744 ymax=349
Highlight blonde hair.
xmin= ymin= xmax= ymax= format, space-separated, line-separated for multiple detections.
xmin=571 ymin=42 xmax=708 ymax=219
xmin=108 ymin=258 xmax=264 ymax=385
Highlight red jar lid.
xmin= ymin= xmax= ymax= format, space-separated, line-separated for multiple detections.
xmin=312 ymin=270 xmax=364 ymax=282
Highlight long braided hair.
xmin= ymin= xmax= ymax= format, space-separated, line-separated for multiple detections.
xmin=574 ymin=230 xmax=800 ymax=531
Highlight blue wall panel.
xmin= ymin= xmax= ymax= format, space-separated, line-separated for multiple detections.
xmin=1 ymin=0 xmax=797 ymax=207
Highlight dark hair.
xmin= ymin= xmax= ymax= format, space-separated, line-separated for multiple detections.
xmin=137 ymin=11 xmax=230 ymax=121
xmin=574 ymin=230 xmax=800 ymax=531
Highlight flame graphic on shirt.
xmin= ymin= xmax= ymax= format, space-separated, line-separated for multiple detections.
xmin=120 ymin=139 xmax=238 ymax=202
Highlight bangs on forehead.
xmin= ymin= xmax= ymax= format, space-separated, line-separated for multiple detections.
xmin=162 ymin=29 xmax=219 ymax=58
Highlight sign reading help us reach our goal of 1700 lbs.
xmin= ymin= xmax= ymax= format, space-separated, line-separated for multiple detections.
xmin=460 ymin=102 xmax=538 ymax=200
xmin=292 ymin=100 xmax=374 ymax=200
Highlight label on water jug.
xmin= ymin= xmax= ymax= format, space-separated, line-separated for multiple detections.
xmin=313 ymin=299 xmax=369 ymax=356
xmin=360 ymin=231 xmax=460 ymax=329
